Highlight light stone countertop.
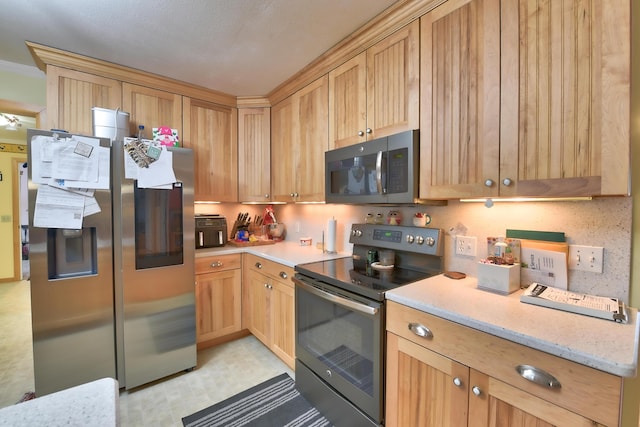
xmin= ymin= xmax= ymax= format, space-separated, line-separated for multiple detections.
xmin=196 ymin=241 xmax=349 ymax=267
xmin=386 ymin=274 xmax=639 ymax=378
xmin=0 ymin=378 xmax=118 ymax=427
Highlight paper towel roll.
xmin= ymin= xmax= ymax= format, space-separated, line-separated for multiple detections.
xmin=326 ymin=217 xmax=337 ymax=253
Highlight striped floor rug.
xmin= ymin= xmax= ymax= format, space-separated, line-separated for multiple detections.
xmin=182 ymin=373 xmax=333 ymax=427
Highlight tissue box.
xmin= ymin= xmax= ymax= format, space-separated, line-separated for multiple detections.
xmin=477 ymin=263 xmax=520 ymax=294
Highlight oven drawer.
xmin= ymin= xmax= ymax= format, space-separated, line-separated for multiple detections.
xmin=245 ymin=253 xmax=294 ymax=283
xmin=386 ymin=301 xmax=621 ymax=426
xmin=195 ymin=254 xmax=241 ymax=274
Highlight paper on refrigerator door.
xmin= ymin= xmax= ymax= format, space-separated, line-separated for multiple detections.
xmin=33 ymin=184 xmax=85 ymax=229
xmin=520 ymin=247 xmax=568 ymax=290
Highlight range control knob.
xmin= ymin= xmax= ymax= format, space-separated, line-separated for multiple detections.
xmin=406 ymin=235 xmax=415 ymax=243
xmin=351 ymin=229 xmax=363 ymax=238
xmin=416 ymin=236 xmax=425 ymax=245
xmin=425 ymin=237 xmax=435 ymax=246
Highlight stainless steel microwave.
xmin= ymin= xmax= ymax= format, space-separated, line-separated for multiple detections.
xmin=325 ymin=130 xmax=419 ymax=204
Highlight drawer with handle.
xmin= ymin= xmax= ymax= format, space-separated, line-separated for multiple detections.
xmin=386 ymin=301 xmax=622 ymax=426
xmin=245 ymin=253 xmax=293 ymax=284
xmin=195 ymin=254 xmax=241 ymax=274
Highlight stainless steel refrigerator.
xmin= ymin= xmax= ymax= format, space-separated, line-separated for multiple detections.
xmin=27 ymin=128 xmax=196 ymax=396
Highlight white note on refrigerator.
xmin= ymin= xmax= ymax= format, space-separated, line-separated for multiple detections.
xmin=33 ymin=184 xmax=85 ymax=229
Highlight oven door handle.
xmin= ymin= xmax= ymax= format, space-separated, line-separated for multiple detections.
xmin=293 ymin=277 xmax=379 ymax=316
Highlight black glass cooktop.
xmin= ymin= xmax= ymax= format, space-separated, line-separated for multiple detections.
xmin=295 ymin=257 xmax=438 ymax=301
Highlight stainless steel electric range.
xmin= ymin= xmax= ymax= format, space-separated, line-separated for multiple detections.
xmin=293 ymin=223 xmax=444 ymax=426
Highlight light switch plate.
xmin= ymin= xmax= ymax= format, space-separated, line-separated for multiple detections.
xmin=455 ymin=236 xmax=477 ymax=257
xmin=568 ymin=245 xmax=604 ymax=273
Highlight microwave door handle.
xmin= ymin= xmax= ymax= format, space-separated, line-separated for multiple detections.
xmin=375 ymin=150 xmax=383 ymax=194
xmin=293 ymin=277 xmax=378 ymax=316
xmin=198 ymin=231 xmax=204 ymax=247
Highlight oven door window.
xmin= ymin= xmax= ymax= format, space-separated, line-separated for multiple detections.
xmin=295 ymin=280 xmax=382 ymax=417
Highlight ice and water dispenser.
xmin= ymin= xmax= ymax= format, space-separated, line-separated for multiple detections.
xmin=46 ymin=228 xmax=97 ymax=279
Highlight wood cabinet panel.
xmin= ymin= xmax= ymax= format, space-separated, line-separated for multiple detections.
xmin=419 ymin=0 xmax=501 ymax=199
xmin=366 ymin=19 xmax=420 ymax=141
xmin=46 ymin=66 xmax=122 ymax=135
xmin=122 ymin=83 xmax=182 ymax=138
xmin=387 ymin=301 xmax=621 ymax=426
xmin=329 ymin=21 xmax=419 ymax=149
xmin=293 ymin=75 xmax=328 ymax=202
xmin=500 ymin=0 xmax=630 ymax=197
xmin=270 ymin=96 xmax=296 ymax=202
xmin=386 ymin=332 xmax=469 ymax=427
xmin=182 ymin=97 xmax=238 ymax=202
xmin=420 ymin=0 xmax=630 ymax=199
xmin=196 ymin=269 xmax=242 ymax=342
xmin=271 ymin=76 xmax=328 ymax=202
xmin=238 ymin=107 xmax=271 ymax=202
xmin=470 ymin=370 xmax=601 ymax=427
xmin=243 ymin=254 xmax=295 ymax=369
xmin=195 ymin=254 xmax=242 ymax=345
xmin=328 ymin=53 xmax=368 ymax=148
xmin=195 ymin=253 xmax=242 ymax=274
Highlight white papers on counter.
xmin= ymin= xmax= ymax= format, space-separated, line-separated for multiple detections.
xmin=521 ymin=283 xmax=628 ymax=323
xmin=520 ymin=247 xmax=568 ymax=290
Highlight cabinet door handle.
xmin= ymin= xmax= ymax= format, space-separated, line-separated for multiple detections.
xmin=210 ymin=261 xmax=223 ymax=268
xmin=516 ymin=365 xmax=562 ymax=389
xmin=502 ymin=178 xmax=513 ymax=187
xmin=255 ymin=262 xmax=263 ymax=269
xmin=366 ymin=128 xmax=372 ymax=134
xmin=472 ymin=386 xmax=482 ymax=396
xmin=358 ymin=130 xmax=364 ymax=136
xmin=452 ymin=377 xmax=463 ymax=387
xmin=279 ymin=271 xmax=288 ymax=279
xmin=408 ymin=322 xmax=433 ymax=339
xmin=484 ymin=179 xmax=494 ymax=187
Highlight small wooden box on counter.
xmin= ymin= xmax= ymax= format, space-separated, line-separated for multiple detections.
xmin=477 ymin=263 xmax=520 ymax=294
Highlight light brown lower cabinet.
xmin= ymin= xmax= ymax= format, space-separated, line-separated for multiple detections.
xmin=195 ymin=254 xmax=243 ymax=349
xmin=385 ymin=301 xmax=621 ymax=427
xmin=243 ymin=254 xmax=295 ymax=369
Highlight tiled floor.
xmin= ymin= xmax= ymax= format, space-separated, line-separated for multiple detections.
xmin=0 ymin=280 xmax=294 ymax=426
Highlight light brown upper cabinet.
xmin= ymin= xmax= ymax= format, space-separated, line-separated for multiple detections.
xmin=183 ymin=97 xmax=238 ymax=202
xmin=271 ymin=76 xmax=328 ymax=202
xmin=238 ymin=107 xmax=271 ymax=203
xmin=46 ymin=66 xmax=123 ymax=135
xmin=122 ymin=83 xmax=182 ymax=139
xmin=420 ymin=0 xmax=630 ymax=199
xmin=328 ymin=21 xmax=420 ymax=149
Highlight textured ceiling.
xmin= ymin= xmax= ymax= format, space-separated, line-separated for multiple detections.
xmin=0 ymin=0 xmax=397 ymax=97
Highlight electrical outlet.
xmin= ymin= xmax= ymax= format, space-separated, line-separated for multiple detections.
xmin=455 ymin=236 xmax=477 ymax=257
xmin=568 ymin=245 xmax=604 ymax=273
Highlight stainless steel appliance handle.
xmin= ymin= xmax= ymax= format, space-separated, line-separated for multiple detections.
xmin=293 ymin=277 xmax=378 ymax=316
xmin=375 ymin=150 xmax=383 ymax=194
xmin=217 ymin=230 xmax=223 ymax=245
xmin=198 ymin=231 xmax=204 ymax=247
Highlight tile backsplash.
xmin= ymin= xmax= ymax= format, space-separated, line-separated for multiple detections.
xmin=278 ymin=198 xmax=632 ymax=302
xmin=196 ymin=197 xmax=632 ymax=302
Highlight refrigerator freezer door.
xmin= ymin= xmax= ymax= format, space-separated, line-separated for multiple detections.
xmin=28 ymin=129 xmax=116 ymax=396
